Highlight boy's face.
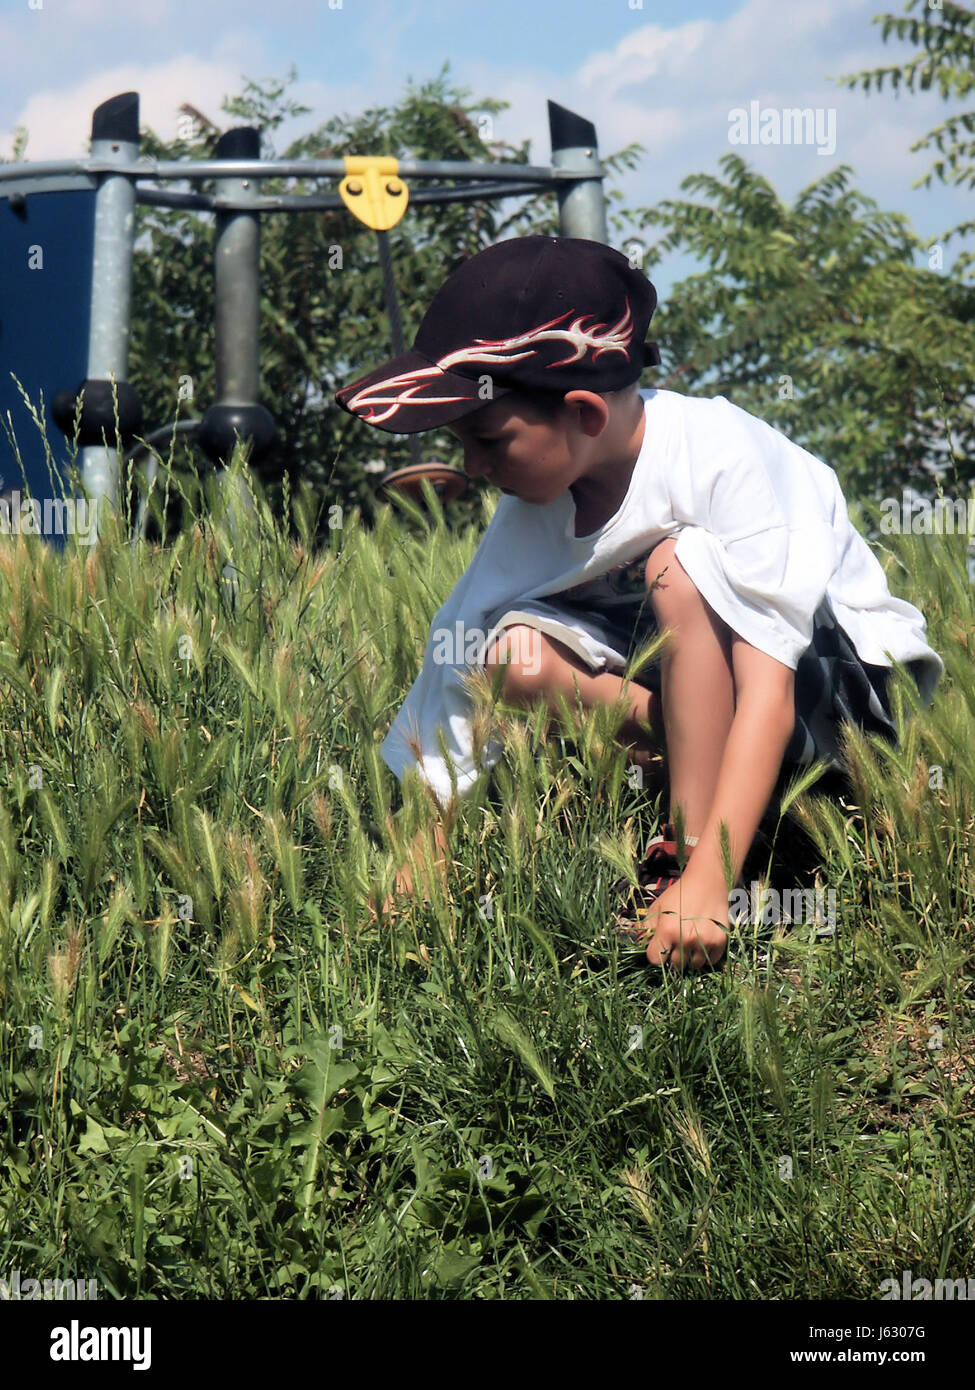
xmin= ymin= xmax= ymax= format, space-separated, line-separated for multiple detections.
xmin=443 ymin=396 xmax=589 ymax=505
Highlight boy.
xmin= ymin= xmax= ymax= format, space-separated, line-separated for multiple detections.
xmin=335 ymin=236 xmax=943 ymax=971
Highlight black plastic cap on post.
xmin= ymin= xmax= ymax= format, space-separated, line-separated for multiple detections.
xmin=51 ymin=380 xmax=144 ymax=448
xmin=548 ymin=101 xmax=597 ymax=153
xmin=197 ymin=402 xmax=277 ymax=466
xmin=214 ymin=127 xmax=262 ymax=160
xmin=91 ymin=92 xmax=140 ymax=144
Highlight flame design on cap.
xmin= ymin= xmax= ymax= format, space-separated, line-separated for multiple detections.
xmin=341 ymin=302 xmax=634 ymax=424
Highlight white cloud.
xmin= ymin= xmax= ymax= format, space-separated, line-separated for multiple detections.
xmin=511 ymin=2 xmax=959 ymax=190
xmin=578 ymin=21 xmax=713 ymax=99
xmin=447 ymin=0 xmax=970 ymax=298
xmin=2 ymin=55 xmax=245 ymax=158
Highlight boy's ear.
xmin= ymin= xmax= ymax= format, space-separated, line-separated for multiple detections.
xmin=563 ymin=390 xmax=610 ymax=436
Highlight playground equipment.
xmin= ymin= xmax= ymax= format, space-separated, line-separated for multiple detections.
xmin=0 ymin=92 xmax=611 ymax=538
xmin=377 ymin=462 xmax=472 ymax=506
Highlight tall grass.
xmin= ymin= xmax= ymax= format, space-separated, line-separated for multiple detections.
xmin=0 ymin=439 xmax=971 ymax=1299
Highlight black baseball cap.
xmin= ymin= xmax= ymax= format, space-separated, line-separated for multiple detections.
xmin=334 ymin=235 xmax=661 ymax=434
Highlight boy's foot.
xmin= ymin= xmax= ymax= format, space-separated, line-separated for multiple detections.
xmin=614 ymin=822 xmax=697 ymax=945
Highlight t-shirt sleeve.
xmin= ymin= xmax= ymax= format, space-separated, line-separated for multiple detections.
xmin=666 ymin=398 xmax=841 ymax=669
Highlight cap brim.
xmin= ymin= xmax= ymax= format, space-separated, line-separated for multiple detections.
xmin=335 ymin=350 xmax=512 ymax=435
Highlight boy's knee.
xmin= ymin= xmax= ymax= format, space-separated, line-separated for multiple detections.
xmin=645 ymin=537 xmax=700 ymax=620
xmin=482 ymin=624 xmax=550 ymax=698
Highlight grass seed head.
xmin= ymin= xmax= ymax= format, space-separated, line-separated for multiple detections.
xmin=48 ymin=923 xmax=83 ymax=1009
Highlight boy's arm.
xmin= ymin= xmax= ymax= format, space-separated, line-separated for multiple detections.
xmin=647 ymin=635 xmax=796 ymax=968
xmin=686 ymin=634 xmax=795 ymax=892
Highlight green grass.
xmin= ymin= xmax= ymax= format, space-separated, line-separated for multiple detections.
xmin=0 ymin=443 xmax=972 ymax=1300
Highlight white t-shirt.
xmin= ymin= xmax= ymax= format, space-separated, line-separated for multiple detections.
xmin=380 ymin=388 xmax=943 ymax=809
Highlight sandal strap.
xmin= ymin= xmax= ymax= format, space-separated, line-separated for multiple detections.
xmin=643 ymin=821 xmax=699 ymax=862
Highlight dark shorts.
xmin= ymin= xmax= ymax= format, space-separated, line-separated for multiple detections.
xmin=553 ymin=584 xmax=915 ymax=775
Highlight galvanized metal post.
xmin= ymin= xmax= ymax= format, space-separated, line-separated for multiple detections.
xmin=375 ymin=229 xmax=421 ymax=469
xmin=199 ymin=127 xmax=275 ymax=601
xmin=213 ymin=129 xmax=262 ymax=419
xmin=82 ymin=92 xmax=139 ymax=514
xmin=197 ymin=127 xmax=276 ymax=476
xmin=548 ymin=101 xmax=607 ymax=243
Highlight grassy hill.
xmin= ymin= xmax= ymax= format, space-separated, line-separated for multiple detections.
xmin=0 ymin=452 xmax=972 ymax=1299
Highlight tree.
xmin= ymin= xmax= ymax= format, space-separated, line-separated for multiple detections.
xmin=632 ymin=155 xmax=975 ymax=500
xmin=839 ymin=0 xmax=975 ymax=278
xmin=126 ymin=68 xmax=641 ymax=539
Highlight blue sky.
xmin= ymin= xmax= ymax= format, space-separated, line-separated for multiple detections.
xmin=0 ymin=0 xmax=970 ymax=300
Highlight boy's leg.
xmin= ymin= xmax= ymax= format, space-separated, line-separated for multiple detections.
xmin=644 ymin=538 xmax=737 ymax=840
xmin=483 ymin=625 xmax=661 ymax=770
xmin=484 ymin=543 xmax=742 ymax=843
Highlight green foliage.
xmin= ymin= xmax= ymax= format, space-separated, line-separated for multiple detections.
xmin=126 ymin=67 xmax=572 ymax=540
xmin=838 ymin=0 xmax=975 ymax=272
xmin=0 ymin=126 xmax=29 ymax=164
xmin=10 ymin=41 xmax=972 ymax=520
xmin=0 ymin=444 xmax=971 ymax=1298
xmin=634 ymin=156 xmax=975 ymax=498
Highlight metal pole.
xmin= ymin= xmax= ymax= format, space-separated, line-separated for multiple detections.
xmin=196 ymin=128 xmax=276 ymax=602
xmin=213 ymin=126 xmax=258 ymax=602
xmin=127 ymin=180 xmax=557 ymax=214
xmin=213 ymin=133 xmax=261 ymax=412
xmin=548 ymin=101 xmax=607 ymax=243
xmin=376 ymin=229 xmax=421 ymax=469
xmin=127 ymin=419 xmax=201 ymax=545
xmin=197 ymin=125 xmax=276 ymax=473
xmin=0 ymin=157 xmax=567 ymax=184
xmin=82 ymin=92 xmax=139 ymax=515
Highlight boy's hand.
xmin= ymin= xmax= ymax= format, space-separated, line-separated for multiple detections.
xmin=367 ymin=884 xmax=415 ymax=923
xmin=367 ymin=869 xmax=429 ymax=923
xmin=638 ymin=871 xmax=730 ymax=971
xmin=367 ymin=828 xmax=447 ymax=922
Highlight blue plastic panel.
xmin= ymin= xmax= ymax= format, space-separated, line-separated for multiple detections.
xmin=0 ymin=188 xmax=96 ymax=519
